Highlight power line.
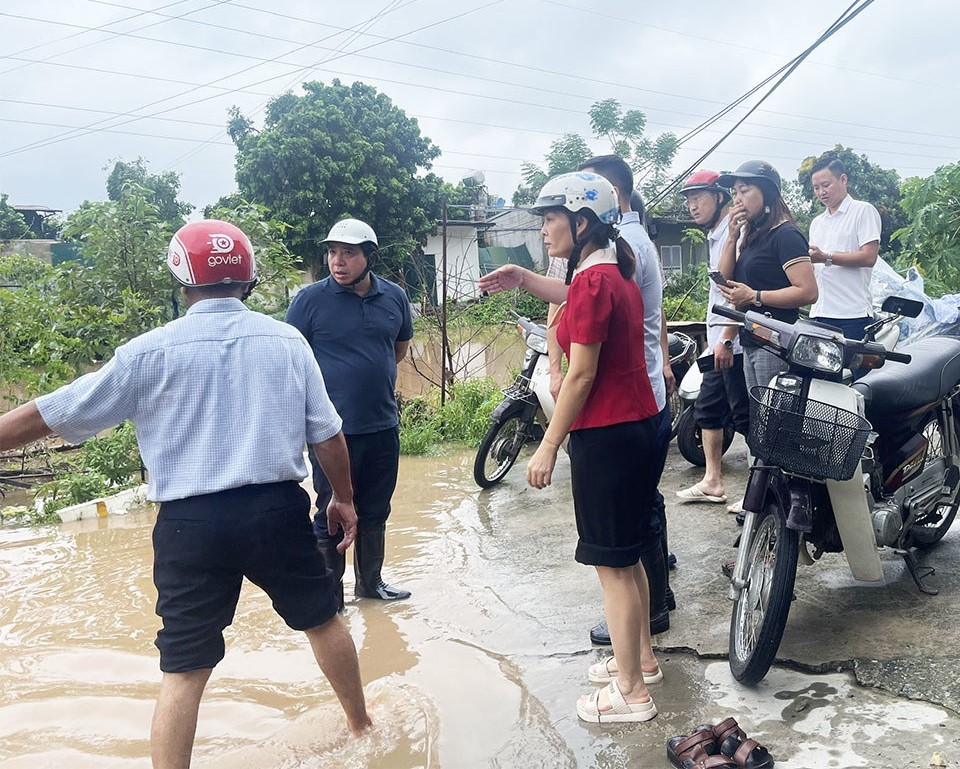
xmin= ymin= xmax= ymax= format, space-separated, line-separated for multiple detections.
xmin=0 ymin=0 xmax=231 ymax=78
xmin=4 ymin=1 xmax=957 ymax=160
xmin=0 ymin=0 xmax=504 ymax=160
xmin=647 ymin=0 xmax=878 ymax=209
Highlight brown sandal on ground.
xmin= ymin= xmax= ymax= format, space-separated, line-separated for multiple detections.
xmin=681 ymin=754 xmax=738 ymax=769
xmin=710 ymin=717 xmax=748 ymax=743
xmin=720 ymin=735 xmax=775 ymax=769
xmin=667 ymin=728 xmax=720 ymax=769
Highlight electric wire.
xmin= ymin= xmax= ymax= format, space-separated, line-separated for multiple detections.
xmin=646 ymin=0 xmax=877 ymax=209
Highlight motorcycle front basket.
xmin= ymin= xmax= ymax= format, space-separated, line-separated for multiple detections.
xmin=747 ymin=386 xmax=870 ymax=481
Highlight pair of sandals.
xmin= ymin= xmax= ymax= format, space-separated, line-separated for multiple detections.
xmin=577 ymin=656 xmax=662 ymax=724
xmin=667 ymin=718 xmax=774 ymax=769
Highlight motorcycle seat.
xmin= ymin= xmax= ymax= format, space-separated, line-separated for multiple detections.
xmin=853 ymin=337 xmax=960 ymax=416
xmin=667 ymin=333 xmax=686 ymax=359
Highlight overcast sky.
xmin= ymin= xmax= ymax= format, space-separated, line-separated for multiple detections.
xmin=1 ymin=0 xmax=957 ymax=215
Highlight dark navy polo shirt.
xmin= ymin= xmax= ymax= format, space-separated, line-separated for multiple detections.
xmin=286 ymin=273 xmax=414 ymax=434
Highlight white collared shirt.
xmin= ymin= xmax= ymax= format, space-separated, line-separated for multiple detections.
xmin=705 ymin=215 xmax=741 ymax=353
xmin=809 ymin=195 xmax=881 ymax=319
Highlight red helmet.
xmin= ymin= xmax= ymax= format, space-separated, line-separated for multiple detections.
xmin=167 ymin=220 xmax=257 ymax=287
xmin=681 ymin=170 xmax=731 ymax=203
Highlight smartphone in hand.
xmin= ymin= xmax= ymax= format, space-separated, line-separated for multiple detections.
xmin=708 ymin=270 xmax=730 ymax=287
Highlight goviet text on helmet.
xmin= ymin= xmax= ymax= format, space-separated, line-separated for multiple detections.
xmin=167 ymin=219 xmax=257 ymax=286
xmin=529 ymin=172 xmax=619 ymax=225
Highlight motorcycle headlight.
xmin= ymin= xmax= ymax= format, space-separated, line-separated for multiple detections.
xmin=525 ymin=330 xmax=548 ymax=355
xmin=789 ymin=335 xmax=843 ymax=374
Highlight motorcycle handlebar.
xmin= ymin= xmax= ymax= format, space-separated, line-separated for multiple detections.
xmin=711 ymin=304 xmax=745 ymax=323
xmin=885 ymin=350 xmax=912 ymax=364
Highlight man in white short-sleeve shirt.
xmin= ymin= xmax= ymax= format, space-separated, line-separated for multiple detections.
xmin=807 ymin=157 xmax=882 ymax=343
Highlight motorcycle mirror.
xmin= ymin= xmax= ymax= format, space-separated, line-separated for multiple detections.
xmin=881 ymin=295 xmax=924 ymax=319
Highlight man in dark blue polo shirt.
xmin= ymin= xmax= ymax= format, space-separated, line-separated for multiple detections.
xmin=286 ymin=218 xmax=415 ymax=607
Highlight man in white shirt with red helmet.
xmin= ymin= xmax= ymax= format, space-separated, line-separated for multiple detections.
xmin=0 ymin=220 xmax=372 ymax=767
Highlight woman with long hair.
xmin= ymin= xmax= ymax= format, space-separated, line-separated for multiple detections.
xmin=715 ymin=160 xmax=818 ymax=398
xmin=523 ymin=171 xmax=663 ymax=724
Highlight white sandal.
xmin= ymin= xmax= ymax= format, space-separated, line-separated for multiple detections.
xmin=576 ymin=680 xmax=657 ymax=724
xmin=588 ymin=656 xmax=663 ymax=685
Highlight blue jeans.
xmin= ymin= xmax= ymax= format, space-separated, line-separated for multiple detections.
xmin=810 ymin=316 xmax=871 ymax=343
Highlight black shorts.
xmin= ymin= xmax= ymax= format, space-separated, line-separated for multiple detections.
xmin=153 ymin=481 xmax=339 ymax=673
xmin=569 ymin=418 xmax=659 ymax=568
xmin=694 ymin=353 xmax=750 ymax=434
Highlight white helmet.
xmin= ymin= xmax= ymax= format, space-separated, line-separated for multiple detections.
xmin=529 ymin=172 xmax=619 ymax=225
xmin=322 ymin=218 xmax=378 ymax=246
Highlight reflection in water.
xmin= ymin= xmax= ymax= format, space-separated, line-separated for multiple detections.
xmin=396 ymin=331 xmax=523 ymax=398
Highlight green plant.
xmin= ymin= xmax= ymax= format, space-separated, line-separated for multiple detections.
xmin=35 ymin=472 xmax=111 ymax=517
xmin=81 ymin=422 xmax=142 ymax=486
xmin=29 ymin=422 xmax=142 ymax=519
xmin=460 ymin=289 xmax=549 ymax=325
xmin=397 ymin=378 xmax=502 ymax=454
xmin=663 ymin=263 xmax=709 ymax=321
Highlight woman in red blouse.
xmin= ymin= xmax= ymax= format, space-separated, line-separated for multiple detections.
xmin=525 ymin=172 xmax=663 ymax=724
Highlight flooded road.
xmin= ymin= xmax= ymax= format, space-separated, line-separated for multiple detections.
xmin=2 ymin=447 xmax=960 ymax=767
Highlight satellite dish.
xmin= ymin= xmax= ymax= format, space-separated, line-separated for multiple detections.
xmin=462 ymin=170 xmax=486 ymax=187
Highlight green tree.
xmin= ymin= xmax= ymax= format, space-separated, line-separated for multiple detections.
xmin=63 ymin=182 xmax=173 ymax=312
xmin=797 ymin=145 xmax=905 ymax=251
xmin=892 ymin=161 xmax=960 ymax=294
xmin=228 ymin=79 xmax=447 ymax=279
xmin=106 ymin=158 xmax=193 ymax=229
xmin=0 ymin=193 xmax=33 ymax=239
xmin=203 ymin=198 xmax=301 ymax=318
xmin=512 ymin=99 xmax=678 ymax=206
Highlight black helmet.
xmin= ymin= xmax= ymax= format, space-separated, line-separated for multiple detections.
xmin=717 ymin=160 xmax=781 ymax=198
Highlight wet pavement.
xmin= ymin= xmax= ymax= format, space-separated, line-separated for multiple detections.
xmin=1 ymin=438 xmax=959 ymax=767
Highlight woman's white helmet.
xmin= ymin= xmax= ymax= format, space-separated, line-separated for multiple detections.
xmin=322 ymin=218 xmax=378 ymax=246
xmin=529 ymin=172 xmax=619 ymax=224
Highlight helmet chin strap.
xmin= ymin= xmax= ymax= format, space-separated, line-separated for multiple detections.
xmin=343 ymin=247 xmax=375 ymax=287
xmin=564 ymin=214 xmax=604 ymax=286
xmin=706 ymin=192 xmax=727 ymax=230
xmin=344 ymin=265 xmax=371 ymax=287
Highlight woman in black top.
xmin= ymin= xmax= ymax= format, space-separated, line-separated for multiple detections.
xmin=715 ymin=160 xmax=818 ymax=396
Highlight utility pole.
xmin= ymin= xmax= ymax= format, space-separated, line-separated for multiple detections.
xmin=440 ymin=200 xmax=449 ymax=408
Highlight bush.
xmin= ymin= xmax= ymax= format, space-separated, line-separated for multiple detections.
xmin=397 ymin=378 xmax=502 ymax=454
xmin=458 ymin=289 xmax=549 ymax=325
xmin=33 ymin=421 xmax=143 ymax=518
xmin=663 ymin=263 xmax=709 ymax=321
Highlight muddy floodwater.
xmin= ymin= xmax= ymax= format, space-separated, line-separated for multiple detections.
xmin=0 ymin=452 xmax=584 ymax=769
xmin=3 ymin=446 xmax=960 ymax=768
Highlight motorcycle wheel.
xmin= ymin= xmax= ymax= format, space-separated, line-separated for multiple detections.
xmin=676 ymin=408 xmax=735 ymax=467
xmin=729 ymin=498 xmax=799 ymax=685
xmin=473 ymin=417 xmax=531 ymax=489
xmin=911 ymin=413 xmax=960 ymax=548
xmin=669 ymin=389 xmax=684 ymax=439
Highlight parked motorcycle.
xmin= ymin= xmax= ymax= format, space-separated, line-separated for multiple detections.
xmin=673 ymin=309 xmax=907 ymax=467
xmin=667 ymin=331 xmax=697 ymax=437
xmin=718 ymin=296 xmax=960 ymax=685
xmin=473 ymin=314 xmax=552 ymax=488
xmin=473 ymin=318 xmax=696 ymax=489
xmin=674 ymin=359 xmax=736 ymax=467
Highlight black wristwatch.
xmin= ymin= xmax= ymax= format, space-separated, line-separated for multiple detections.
xmin=722 ymin=339 xmax=734 ymax=349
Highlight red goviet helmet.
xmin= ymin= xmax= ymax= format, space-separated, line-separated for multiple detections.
xmin=681 ymin=169 xmax=731 ymax=203
xmin=166 ymin=220 xmax=257 ymax=287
